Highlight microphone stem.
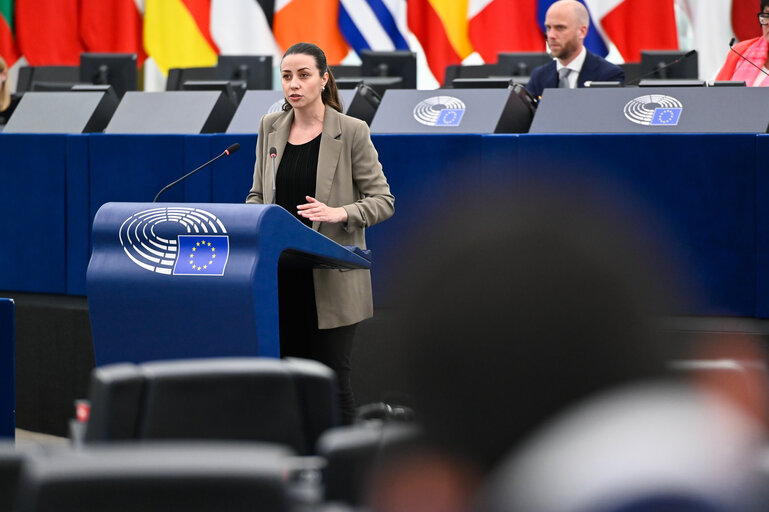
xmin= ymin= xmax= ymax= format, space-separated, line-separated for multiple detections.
xmin=153 ymin=150 xmax=226 ymax=203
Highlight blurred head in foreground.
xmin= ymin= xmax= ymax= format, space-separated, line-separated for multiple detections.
xmin=369 ymin=191 xmax=767 ymax=512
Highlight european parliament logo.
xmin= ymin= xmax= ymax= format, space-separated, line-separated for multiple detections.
xmin=173 ymin=236 xmax=229 ymax=276
xmin=623 ymin=94 xmax=683 ymax=126
xmin=119 ymin=207 xmax=229 ymax=276
xmin=413 ymin=96 xmax=466 ymax=127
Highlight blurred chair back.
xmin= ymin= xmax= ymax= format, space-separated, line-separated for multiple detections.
xmin=83 ymin=357 xmax=339 ymax=454
xmin=15 ymin=443 xmax=292 ymax=512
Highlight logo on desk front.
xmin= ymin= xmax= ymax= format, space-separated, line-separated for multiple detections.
xmin=118 ymin=207 xmax=230 ymax=276
xmin=413 ymin=96 xmax=466 ymax=127
xmin=624 ymin=94 xmax=683 ymax=126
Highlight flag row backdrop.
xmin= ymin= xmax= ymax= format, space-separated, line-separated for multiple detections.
xmin=0 ymin=0 xmax=762 ymax=88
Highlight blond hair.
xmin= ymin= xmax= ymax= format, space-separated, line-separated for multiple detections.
xmin=0 ymin=56 xmax=10 ymax=111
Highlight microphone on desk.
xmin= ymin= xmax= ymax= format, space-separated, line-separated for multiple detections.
xmin=727 ymin=37 xmax=769 ymax=78
xmin=624 ymin=49 xmax=697 ymax=86
xmin=153 ymin=143 xmax=240 ymax=203
xmin=269 ymin=146 xmax=277 ymax=193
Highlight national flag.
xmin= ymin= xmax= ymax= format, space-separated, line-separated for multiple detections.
xmin=273 ymin=0 xmax=349 ymax=65
xmin=15 ymin=0 xmax=84 ymax=65
xmin=584 ymin=0 xmax=678 ymax=62
xmin=677 ymin=0 xmax=735 ymax=81
xmin=143 ymin=0 xmax=219 ymax=75
xmin=539 ymin=0 xmax=608 ymax=57
xmin=210 ymin=0 xmax=281 ymax=61
xmin=0 ymin=0 xmax=20 ymax=67
xmin=80 ymin=0 xmax=147 ymax=66
xmin=338 ymin=0 xmax=410 ymax=53
xmin=468 ymin=0 xmax=544 ymax=62
xmin=173 ymin=235 xmax=229 ymax=276
xmin=732 ymin=0 xmax=762 ymax=42
xmin=408 ymin=0 xmax=474 ymax=83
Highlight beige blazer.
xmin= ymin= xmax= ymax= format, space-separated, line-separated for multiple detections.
xmin=246 ymin=106 xmax=395 ymax=329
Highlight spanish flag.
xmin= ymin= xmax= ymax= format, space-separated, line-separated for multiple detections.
xmin=143 ymin=0 xmax=218 ymax=74
xmin=273 ymin=0 xmax=349 ymax=65
xmin=408 ymin=0 xmax=474 ymax=83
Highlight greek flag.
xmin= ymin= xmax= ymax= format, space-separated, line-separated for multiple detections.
xmin=338 ymin=0 xmax=410 ymax=52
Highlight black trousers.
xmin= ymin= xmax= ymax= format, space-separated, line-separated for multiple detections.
xmin=278 ymin=268 xmax=358 ymax=424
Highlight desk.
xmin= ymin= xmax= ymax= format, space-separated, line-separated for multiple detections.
xmin=0 ymin=132 xmax=762 ymax=317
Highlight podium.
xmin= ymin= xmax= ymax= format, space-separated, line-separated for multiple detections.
xmin=87 ymin=203 xmax=371 ymax=366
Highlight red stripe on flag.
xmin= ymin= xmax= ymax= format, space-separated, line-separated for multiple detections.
xmin=180 ymin=0 xmax=220 ymax=54
xmin=600 ymin=0 xmax=678 ymax=62
xmin=469 ymin=0 xmax=544 ymax=62
xmin=80 ymin=0 xmax=147 ymax=66
xmin=408 ymin=0 xmax=462 ymax=83
xmin=16 ymin=0 xmax=84 ymax=65
xmin=732 ymin=0 xmax=761 ymax=42
xmin=0 ymin=12 xmax=19 ymax=67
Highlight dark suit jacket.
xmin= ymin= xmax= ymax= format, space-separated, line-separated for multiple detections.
xmin=525 ymin=50 xmax=625 ymax=100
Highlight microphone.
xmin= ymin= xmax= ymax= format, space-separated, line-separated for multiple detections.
xmin=269 ymin=146 xmax=277 ymax=193
xmin=728 ymin=37 xmax=769 ymax=77
xmin=153 ymin=143 xmax=240 ymax=202
xmin=625 ymin=49 xmax=696 ymax=86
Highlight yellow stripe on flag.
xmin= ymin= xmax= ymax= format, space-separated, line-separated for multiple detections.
xmin=428 ymin=0 xmax=474 ymax=59
xmin=144 ymin=0 xmax=217 ymax=74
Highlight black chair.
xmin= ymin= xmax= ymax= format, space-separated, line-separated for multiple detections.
xmin=316 ymin=421 xmax=421 ymax=506
xmin=16 ymin=66 xmax=80 ymax=93
xmin=15 ymin=442 xmax=293 ymax=512
xmin=443 ymin=64 xmax=501 ymax=88
xmin=0 ymin=442 xmax=29 ymax=512
xmin=81 ymin=357 xmax=339 ymax=455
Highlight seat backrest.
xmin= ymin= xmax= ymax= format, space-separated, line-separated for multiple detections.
xmin=83 ymin=363 xmax=145 ymax=442
xmin=137 ymin=358 xmax=306 ymax=452
xmin=284 ymin=357 xmax=339 ymax=454
xmin=15 ymin=442 xmax=292 ymax=512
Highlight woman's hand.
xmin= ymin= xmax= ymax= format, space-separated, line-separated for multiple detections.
xmin=297 ymin=196 xmax=348 ymax=223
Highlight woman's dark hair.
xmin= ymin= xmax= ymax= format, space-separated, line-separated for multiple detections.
xmin=281 ymin=42 xmax=342 ymax=113
xmin=763 ymin=0 xmax=769 ymax=13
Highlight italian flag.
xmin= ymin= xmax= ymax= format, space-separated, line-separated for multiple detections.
xmin=0 ymin=0 xmax=20 ymax=67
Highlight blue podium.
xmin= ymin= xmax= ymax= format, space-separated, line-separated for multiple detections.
xmin=87 ymin=203 xmax=372 ymax=366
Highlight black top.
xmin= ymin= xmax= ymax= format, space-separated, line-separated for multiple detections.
xmin=275 ymin=133 xmax=321 ymax=228
xmin=0 ymin=94 xmax=21 ymax=126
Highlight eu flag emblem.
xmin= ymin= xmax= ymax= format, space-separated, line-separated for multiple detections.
xmin=173 ymin=235 xmax=229 ymax=276
xmin=650 ymin=108 xmax=682 ymax=126
xmin=435 ymin=109 xmax=465 ymax=126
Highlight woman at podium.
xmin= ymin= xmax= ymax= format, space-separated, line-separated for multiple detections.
xmin=246 ymin=42 xmax=394 ymax=423
xmin=717 ymin=0 xmax=769 ymax=85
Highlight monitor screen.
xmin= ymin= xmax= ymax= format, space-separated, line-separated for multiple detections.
xmin=360 ymin=50 xmax=417 ymax=89
xmin=640 ymin=50 xmax=698 ymax=80
xmin=217 ymin=55 xmax=272 ymax=90
xmin=79 ymin=53 xmax=138 ymax=98
xmin=496 ymin=52 xmax=552 ymax=77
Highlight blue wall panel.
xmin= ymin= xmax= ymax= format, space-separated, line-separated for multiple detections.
xmin=517 ymin=134 xmax=757 ymax=316
xmin=0 ymin=135 xmax=67 ymax=293
xmin=66 ymin=135 xmax=91 ymax=295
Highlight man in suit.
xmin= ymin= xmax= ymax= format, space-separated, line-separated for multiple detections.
xmin=525 ymin=0 xmax=624 ymax=101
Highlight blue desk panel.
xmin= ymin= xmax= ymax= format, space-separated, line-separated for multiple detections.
xmin=0 ymin=132 xmax=763 ymax=318
xmin=517 ymin=134 xmax=756 ymax=317
xmin=369 ymin=134 xmax=485 ymax=306
xmin=0 ymin=135 xmax=68 ymax=293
